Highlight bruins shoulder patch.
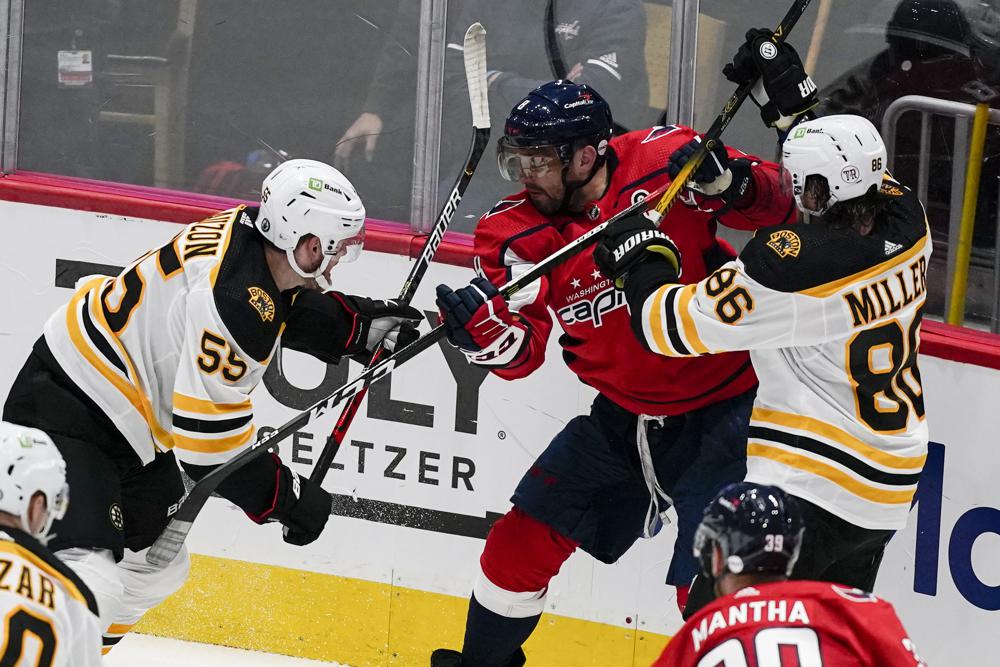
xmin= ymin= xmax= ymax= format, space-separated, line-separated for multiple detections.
xmin=766 ymin=229 xmax=801 ymax=258
xmin=248 ymin=287 xmax=276 ymax=322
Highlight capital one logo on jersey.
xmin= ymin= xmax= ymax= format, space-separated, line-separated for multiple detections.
xmin=557 ymin=281 xmax=626 ymax=328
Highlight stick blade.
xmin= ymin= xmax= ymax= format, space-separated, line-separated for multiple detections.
xmin=146 ymin=518 xmax=193 ymax=567
xmin=463 ymin=23 xmax=490 ymax=129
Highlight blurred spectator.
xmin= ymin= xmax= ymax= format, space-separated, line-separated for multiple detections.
xmin=335 ymin=0 xmax=652 ymax=230
xmin=816 ymin=0 xmax=1000 ymax=323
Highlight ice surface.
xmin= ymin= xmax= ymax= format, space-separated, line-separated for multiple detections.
xmin=105 ymin=633 xmax=350 ymax=666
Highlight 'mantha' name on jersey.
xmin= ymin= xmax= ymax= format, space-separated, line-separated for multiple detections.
xmin=690 ymin=598 xmax=810 ymax=651
xmin=844 ymin=256 xmax=927 ymax=328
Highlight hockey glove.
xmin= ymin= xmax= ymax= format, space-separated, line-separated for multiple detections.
xmin=668 ymin=136 xmax=754 ymax=214
xmin=593 ymin=214 xmax=681 ymax=290
xmin=329 ymin=294 xmax=423 ymax=358
xmin=246 ymin=457 xmax=332 ymax=546
xmin=723 ymin=28 xmax=817 ymax=129
xmin=435 ymin=277 xmax=529 ymax=367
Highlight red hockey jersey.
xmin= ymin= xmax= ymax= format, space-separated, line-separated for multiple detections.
xmin=474 ymin=126 xmax=794 ymax=415
xmin=654 ymin=580 xmax=926 ymax=666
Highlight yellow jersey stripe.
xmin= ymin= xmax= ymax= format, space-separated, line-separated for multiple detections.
xmin=647 ymin=284 xmax=674 ymax=355
xmin=88 ymin=292 xmax=175 ymax=451
xmin=173 ymin=392 xmax=253 ymax=416
xmin=106 ymin=622 xmax=134 ymax=635
xmin=0 ymin=541 xmax=88 ymax=606
xmin=800 ymin=233 xmax=928 ymax=298
xmin=173 ymin=424 xmax=255 ymax=454
xmin=747 ymin=443 xmax=915 ymax=504
xmin=66 ymin=284 xmax=148 ymax=427
xmin=676 ymin=284 xmax=709 ymax=355
xmin=751 ymin=408 xmax=926 ymax=470
xmin=209 ymin=209 xmax=241 ymax=288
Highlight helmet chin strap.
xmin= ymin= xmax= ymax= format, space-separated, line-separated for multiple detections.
xmin=286 ymin=249 xmax=336 ymax=292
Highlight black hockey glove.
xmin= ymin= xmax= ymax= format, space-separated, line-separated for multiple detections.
xmin=331 ymin=294 xmax=423 ymax=358
xmin=593 ymin=214 xmax=681 ymax=290
xmin=723 ymin=28 xmax=817 ymax=128
xmin=668 ymin=136 xmax=754 ymax=214
xmin=272 ymin=464 xmax=333 ymax=546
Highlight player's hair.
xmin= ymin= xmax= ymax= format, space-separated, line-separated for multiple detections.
xmin=814 ymin=178 xmax=893 ymax=235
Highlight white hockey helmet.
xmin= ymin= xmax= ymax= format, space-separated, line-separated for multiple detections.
xmin=0 ymin=422 xmax=68 ymax=542
xmin=781 ymin=114 xmax=888 ymax=215
xmin=257 ymin=159 xmax=366 ymax=290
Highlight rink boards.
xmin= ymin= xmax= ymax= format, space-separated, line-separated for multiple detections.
xmin=0 ymin=198 xmax=998 ymax=665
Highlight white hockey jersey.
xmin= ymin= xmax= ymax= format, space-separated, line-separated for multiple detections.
xmin=43 ymin=206 xmax=287 ymax=468
xmin=0 ymin=528 xmax=102 ymax=666
xmin=636 ymin=177 xmax=930 ymax=530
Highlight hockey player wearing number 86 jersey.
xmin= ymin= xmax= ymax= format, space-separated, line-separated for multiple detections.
xmin=2 ymin=159 xmax=424 ymax=654
xmin=596 ymin=112 xmax=931 ymax=619
xmin=653 ymin=483 xmax=926 ymax=666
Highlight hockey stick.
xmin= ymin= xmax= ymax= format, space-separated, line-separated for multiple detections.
xmin=147 ymin=23 xmax=489 ymax=566
xmin=305 ymin=23 xmax=490 ymax=491
xmin=148 ymin=2 xmax=813 ymax=567
xmin=647 ymin=0 xmax=814 ymax=225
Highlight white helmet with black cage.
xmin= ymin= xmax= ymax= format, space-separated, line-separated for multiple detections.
xmin=781 ymin=114 xmax=888 ymax=216
xmin=0 ymin=422 xmax=69 ymax=543
xmin=257 ymin=159 xmax=366 ymax=291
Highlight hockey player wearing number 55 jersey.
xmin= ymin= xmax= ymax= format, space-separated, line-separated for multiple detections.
xmin=0 ymin=422 xmax=102 ymax=666
xmin=3 ymin=160 xmax=423 ymax=654
xmin=653 ymin=483 xmax=926 ymax=666
xmin=596 ymin=113 xmax=931 ymax=618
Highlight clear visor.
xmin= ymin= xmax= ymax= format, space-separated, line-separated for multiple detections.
xmin=497 ymin=141 xmax=562 ymax=182
xmin=325 ymin=227 xmax=365 ymax=264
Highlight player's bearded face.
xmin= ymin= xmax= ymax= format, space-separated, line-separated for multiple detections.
xmin=505 ymin=147 xmax=566 ymax=214
xmin=294 ymin=237 xmax=345 ymax=290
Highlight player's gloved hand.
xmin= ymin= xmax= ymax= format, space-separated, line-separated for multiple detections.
xmin=593 ymin=213 xmax=681 ymax=289
xmin=331 ymin=294 xmax=423 ymax=357
xmin=668 ymin=136 xmax=753 ymax=214
xmin=435 ymin=277 xmax=529 ymax=367
xmin=723 ymin=28 xmax=817 ymax=129
xmin=252 ymin=462 xmax=332 ymax=546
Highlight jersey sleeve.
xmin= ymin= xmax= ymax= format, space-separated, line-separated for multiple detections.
xmin=852 ymin=598 xmax=928 ymax=666
xmin=634 ymin=258 xmax=851 ymax=358
xmin=652 ymin=625 xmax=695 ymax=667
xmin=472 ymin=215 xmax=553 ymax=380
xmin=716 ymin=151 xmax=797 ymax=231
xmin=170 ymin=288 xmax=259 ymax=467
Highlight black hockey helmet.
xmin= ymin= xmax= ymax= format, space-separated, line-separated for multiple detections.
xmin=694 ymin=482 xmax=804 ymax=579
xmin=497 ymin=80 xmax=614 ymax=182
xmin=885 ymin=0 xmax=970 ymax=61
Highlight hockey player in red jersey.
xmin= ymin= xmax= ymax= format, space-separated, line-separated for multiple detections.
xmin=430 ymin=80 xmax=797 ymax=666
xmin=654 ymin=482 xmax=926 ymax=666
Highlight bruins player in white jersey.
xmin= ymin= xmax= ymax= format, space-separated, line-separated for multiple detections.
xmin=596 ymin=113 xmax=930 ymax=617
xmin=0 ymin=421 xmax=102 ymax=666
xmin=3 ymin=159 xmax=422 ymax=652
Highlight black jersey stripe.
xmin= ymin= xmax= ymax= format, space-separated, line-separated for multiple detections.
xmin=172 ymin=413 xmax=253 ymax=434
xmin=748 ymin=426 xmax=922 ymax=486
xmin=157 ymin=239 xmax=182 ymax=278
xmin=81 ymin=293 xmax=129 ymax=377
xmin=662 ymin=286 xmax=692 ymax=356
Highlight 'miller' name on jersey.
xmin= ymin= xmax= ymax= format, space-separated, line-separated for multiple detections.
xmin=843 ymin=256 xmax=927 ymax=328
xmin=691 ymin=598 xmax=811 ymax=651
